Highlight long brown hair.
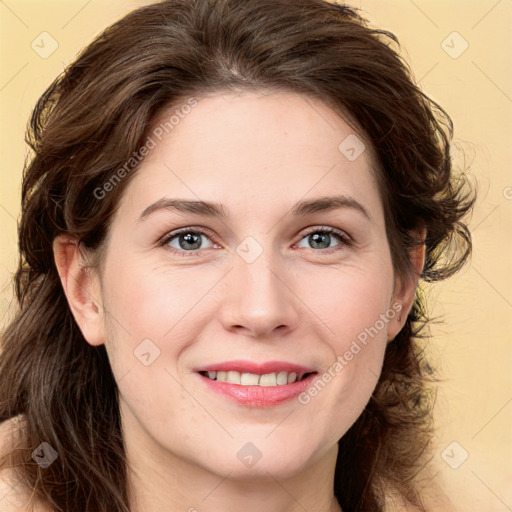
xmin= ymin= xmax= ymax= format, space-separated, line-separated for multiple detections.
xmin=0 ymin=0 xmax=475 ymax=510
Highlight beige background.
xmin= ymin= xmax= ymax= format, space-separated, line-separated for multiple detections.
xmin=0 ymin=1 xmax=511 ymax=510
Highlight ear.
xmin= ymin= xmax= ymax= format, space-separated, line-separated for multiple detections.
xmin=387 ymin=225 xmax=427 ymax=341
xmin=53 ymin=234 xmax=105 ymax=346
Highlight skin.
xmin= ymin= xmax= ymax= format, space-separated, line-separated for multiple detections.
xmin=53 ymin=91 xmax=425 ymax=512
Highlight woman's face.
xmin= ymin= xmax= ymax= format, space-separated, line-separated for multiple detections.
xmin=70 ymin=91 xmax=416 ymax=481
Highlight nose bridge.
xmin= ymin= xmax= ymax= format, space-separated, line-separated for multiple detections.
xmin=220 ymin=241 xmax=299 ymax=336
xmin=241 ymin=250 xmax=282 ymax=303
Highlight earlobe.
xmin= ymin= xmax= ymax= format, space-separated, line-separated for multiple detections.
xmin=53 ymin=234 xmax=105 ymax=346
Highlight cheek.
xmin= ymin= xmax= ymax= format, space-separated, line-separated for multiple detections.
xmin=102 ymin=255 xmax=216 ymax=340
xmin=294 ymin=257 xmax=395 ymax=437
xmin=99 ymin=255 xmax=226 ymax=411
xmin=297 ymin=259 xmax=395 ymax=351
xmin=99 ymin=258 xmax=212 ymax=439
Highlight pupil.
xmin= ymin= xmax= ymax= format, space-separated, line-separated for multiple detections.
xmin=180 ymin=233 xmax=201 ymax=250
xmin=310 ymin=232 xmax=330 ymax=249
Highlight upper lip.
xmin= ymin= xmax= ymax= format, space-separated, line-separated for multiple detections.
xmin=194 ymin=360 xmax=317 ymax=375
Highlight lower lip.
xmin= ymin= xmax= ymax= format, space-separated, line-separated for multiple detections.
xmin=196 ymin=372 xmax=318 ymax=407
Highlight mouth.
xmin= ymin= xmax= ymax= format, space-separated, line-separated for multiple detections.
xmin=193 ymin=361 xmax=319 ymax=407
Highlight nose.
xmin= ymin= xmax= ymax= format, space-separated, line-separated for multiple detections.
xmin=219 ymin=248 xmax=300 ymax=339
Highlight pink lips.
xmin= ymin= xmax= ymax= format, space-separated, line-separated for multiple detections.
xmin=194 ymin=360 xmax=318 ymax=408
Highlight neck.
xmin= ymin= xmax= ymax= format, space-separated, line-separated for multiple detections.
xmin=123 ymin=415 xmax=343 ymax=512
xmin=127 ymin=469 xmax=343 ymax=512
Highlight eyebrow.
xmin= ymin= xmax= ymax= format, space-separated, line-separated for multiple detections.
xmin=291 ymin=195 xmax=370 ymax=220
xmin=138 ymin=195 xmax=371 ymax=222
xmin=138 ymin=198 xmax=229 ymax=222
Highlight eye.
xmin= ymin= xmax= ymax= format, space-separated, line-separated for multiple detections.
xmin=160 ymin=228 xmax=218 ymax=256
xmin=159 ymin=225 xmax=351 ymax=257
xmin=295 ymin=227 xmax=351 ymax=252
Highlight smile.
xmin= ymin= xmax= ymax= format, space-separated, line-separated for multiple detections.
xmin=195 ymin=367 xmax=318 ymax=408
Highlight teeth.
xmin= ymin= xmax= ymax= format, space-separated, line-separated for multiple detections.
xmin=287 ymin=372 xmax=297 ymax=384
xmin=226 ymin=371 xmax=240 ymax=384
xmin=240 ymin=372 xmax=260 ymax=385
xmin=259 ymin=373 xmax=277 ymax=386
xmin=276 ymin=371 xmax=288 ymax=385
xmin=204 ymin=370 xmax=306 ymax=386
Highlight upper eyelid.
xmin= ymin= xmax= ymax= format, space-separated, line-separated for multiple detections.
xmin=297 ymin=225 xmax=350 ymax=239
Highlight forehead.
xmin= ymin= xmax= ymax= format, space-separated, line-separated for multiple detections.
xmin=116 ymin=91 xmax=382 ymax=223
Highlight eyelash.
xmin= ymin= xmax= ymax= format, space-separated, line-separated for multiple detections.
xmin=159 ymin=226 xmax=352 ymax=257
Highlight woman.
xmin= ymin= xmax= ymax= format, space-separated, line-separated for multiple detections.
xmin=0 ymin=0 xmax=475 ymax=510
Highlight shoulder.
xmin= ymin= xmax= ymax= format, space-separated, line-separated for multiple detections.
xmin=0 ymin=415 xmax=50 ymax=512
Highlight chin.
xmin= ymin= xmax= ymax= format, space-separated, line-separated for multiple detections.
xmin=217 ymin=458 xmax=309 ymax=482
xmin=197 ymin=440 xmax=320 ymax=482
